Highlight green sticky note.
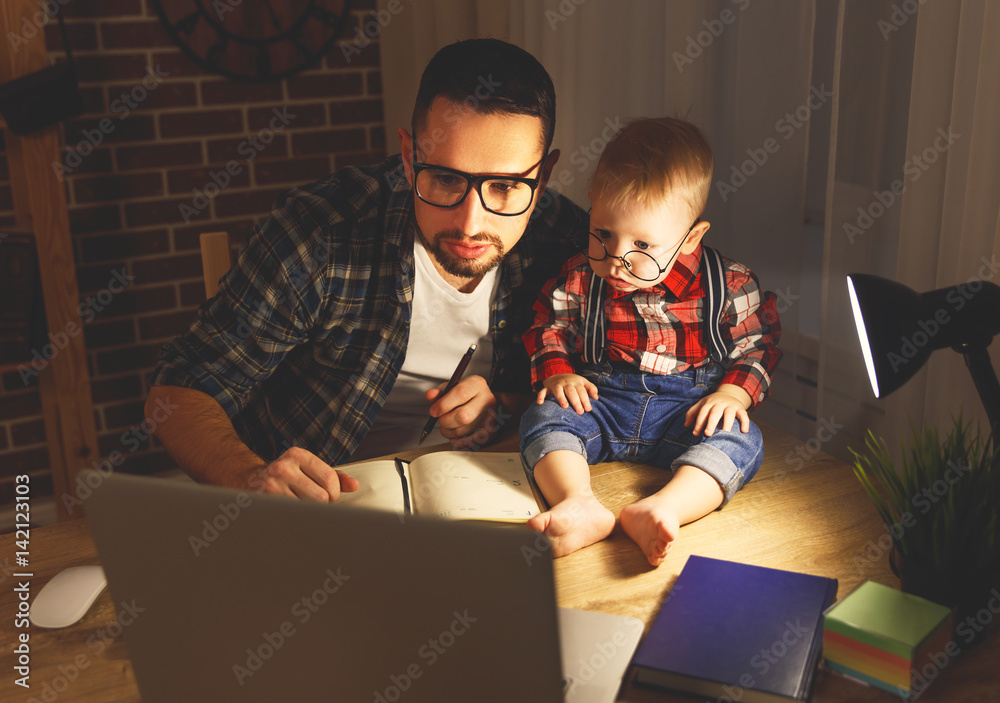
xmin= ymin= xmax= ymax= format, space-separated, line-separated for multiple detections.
xmin=824 ymin=581 xmax=952 ymax=659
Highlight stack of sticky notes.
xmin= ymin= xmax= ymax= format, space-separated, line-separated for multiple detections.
xmin=822 ymin=581 xmax=954 ymax=698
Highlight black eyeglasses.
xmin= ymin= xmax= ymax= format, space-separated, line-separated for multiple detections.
xmin=411 ymin=151 xmax=544 ymax=217
xmin=586 ymin=219 xmax=700 ymax=282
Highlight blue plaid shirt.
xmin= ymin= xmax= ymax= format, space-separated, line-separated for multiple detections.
xmin=151 ymin=155 xmax=587 ymax=465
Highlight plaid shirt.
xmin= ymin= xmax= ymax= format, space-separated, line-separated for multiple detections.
xmin=523 ymin=246 xmax=782 ymax=409
xmin=151 ymin=155 xmax=587 ymax=465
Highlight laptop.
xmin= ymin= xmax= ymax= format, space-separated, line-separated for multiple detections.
xmin=85 ymin=472 xmax=643 ymax=703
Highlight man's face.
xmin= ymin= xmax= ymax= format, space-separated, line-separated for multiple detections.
xmin=399 ymin=98 xmax=552 ymax=284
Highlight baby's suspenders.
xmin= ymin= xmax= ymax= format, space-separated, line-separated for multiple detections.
xmin=580 ymin=246 xmax=728 ymax=365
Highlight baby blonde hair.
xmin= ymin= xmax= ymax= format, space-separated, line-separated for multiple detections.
xmin=588 ymin=117 xmax=714 ymax=220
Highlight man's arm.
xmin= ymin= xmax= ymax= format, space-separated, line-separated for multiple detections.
xmin=146 ymin=385 xmax=357 ymax=500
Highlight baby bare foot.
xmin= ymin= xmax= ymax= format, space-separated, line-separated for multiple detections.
xmin=527 ymin=495 xmax=615 ymax=558
xmin=619 ymin=499 xmax=681 ymax=566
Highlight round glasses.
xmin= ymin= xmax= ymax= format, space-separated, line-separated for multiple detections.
xmin=586 ymin=221 xmax=697 ymax=282
xmin=411 ymin=160 xmax=542 ymax=217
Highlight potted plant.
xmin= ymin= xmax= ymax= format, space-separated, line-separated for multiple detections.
xmin=851 ymin=414 xmax=1000 ymax=646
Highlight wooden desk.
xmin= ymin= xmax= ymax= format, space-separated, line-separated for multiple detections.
xmin=1 ymin=424 xmax=996 ymax=702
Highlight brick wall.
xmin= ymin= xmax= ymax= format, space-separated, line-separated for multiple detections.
xmin=0 ymin=0 xmax=386 ymax=508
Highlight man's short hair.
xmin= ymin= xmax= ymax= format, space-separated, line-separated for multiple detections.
xmin=589 ymin=117 xmax=714 ymax=219
xmin=411 ymin=38 xmax=555 ymax=156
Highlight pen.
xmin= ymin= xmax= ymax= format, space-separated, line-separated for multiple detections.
xmin=419 ymin=343 xmax=477 ymax=445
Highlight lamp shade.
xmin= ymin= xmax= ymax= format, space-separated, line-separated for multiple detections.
xmin=846 ymin=274 xmax=1000 ymax=398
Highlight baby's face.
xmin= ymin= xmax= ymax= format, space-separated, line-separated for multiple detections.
xmin=587 ymin=195 xmax=699 ymax=292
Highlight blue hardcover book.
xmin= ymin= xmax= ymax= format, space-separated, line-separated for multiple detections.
xmin=632 ymin=556 xmax=838 ymax=702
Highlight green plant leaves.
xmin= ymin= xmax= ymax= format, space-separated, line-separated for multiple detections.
xmin=850 ymin=414 xmax=999 ymax=577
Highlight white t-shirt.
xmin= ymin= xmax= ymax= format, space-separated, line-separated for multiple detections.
xmin=350 ymin=236 xmax=498 ymax=460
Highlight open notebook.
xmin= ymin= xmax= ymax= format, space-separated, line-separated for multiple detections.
xmin=337 ymin=451 xmax=540 ymax=521
xmin=85 ymin=472 xmax=641 ymax=703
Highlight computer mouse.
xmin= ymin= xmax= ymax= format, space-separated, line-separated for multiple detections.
xmin=30 ymin=565 xmax=108 ymax=629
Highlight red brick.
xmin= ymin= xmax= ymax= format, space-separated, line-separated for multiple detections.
xmin=62 ymin=0 xmax=143 ymax=18
xmin=151 ymin=52 xmax=208 ymax=79
xmin=116 ymin=142 xmax=203 ymax=171
xmin=84 ymin=319 xmax=136 ymax=349
xmin=330 ymin=98 xmax=383 ymax=125
xmin=69 ymin=204 xmax=122 ymax=235
xmin=139 ymin=310 xmax=199 ymax=341
xmin=370 ymin=125 xmax=386 ymax=151
xmin=329 ymin=41 xmax=380 ymax=69
xmin=0 ymin=472 xmax=52 ymax=504
xmin=287 ymin=72 xmax=363 ymax=100
xmin=201 ymin=80 xmax=284 ymax=106
xmin=76 ymin=262 xmax=129 ymax=294
xmin=167 ymin=165 xmax=251 ymax=195
xmin=92 ymin=286 xmax=177 ymax=318
xmin=74 ymin=173 xmax=164 ymax=204
xmin=97 ymin=432 xmax=124 ymax=457
xmin=124 ymin=198 xmax=210 ymax=227
xmin=335 ymin=151 xmax=386 ymax=170
xmin=2 ymin=371 xmax=38 ymax=391
xmin=100 ymin=20 xmax=174 ymax=49
xmin=78 ymin=86 xmax=106 ymax=115
xmin=214 ymin=188 xmax=284 ymax=219
xmin=79 ymin=229 xmax=170 ymax=263
xmin=0 ymin=186 xmax=11 ymax=212
xmin=103 ymin=400 xmax=147 ymax=430
xmin=11 ymin=418 xmax=46 ymax=447
xmin=75 ymin=53 xmax=153 ymax=82
xmin=254 ymin=156 xmax=331 ymax=186
xmin=131 ymin=253 xmax=203 ymax=284
xmin=179 ymin=281 xmax=207 ymax=307
xmin=0 ymin=428 xmax=7 ymax=451
xmin=160 ymin=110 xmax=245 ymax=138
xmin=64 ymin=115 xmax=156 ymax=146
xmin=367 ymin=71 xmax=381 ymax=96
xmin=292 ymin=128 xmax=366 ymax=156
xmin=207 ymin=135 xmax=288 ymax=163
xmin=106 ymin=81 xmax=198 ymax=112
xmin=91 ymin=374 xmax=142 ymax=404
xmin=0 ymin=155 xmax=8 ymax=180
xmin=249 ymin=103 xmax=325 ymax=130
xmin=0 ymin=447 xmax=49 ymax=479
xmin=95 ymin=343 xmax=162 ymax=375
xmin=45 ymin=22 xmax=98 ymax=52
xmin=55 ymin=147 xmax=114 ymax=177
xmin=0 ymin=393 xmax=42 ymax=421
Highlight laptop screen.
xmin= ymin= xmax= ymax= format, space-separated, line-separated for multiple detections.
xmin=86 ymin=473 xmax=565 ymax=703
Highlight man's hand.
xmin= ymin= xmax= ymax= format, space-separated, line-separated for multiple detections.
xmin=247 ymin=446 xmax=360 ymax=501
xmin=684 ymin=384 xmax=752 ymax=437
xmin=537 ymin=373 xmax=599 ymax=414
xmin=425 ymin=375 xmax=505 ymax=449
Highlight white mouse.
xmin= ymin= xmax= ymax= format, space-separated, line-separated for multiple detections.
xmin=30 ymin=565 xmax=108 ymax=629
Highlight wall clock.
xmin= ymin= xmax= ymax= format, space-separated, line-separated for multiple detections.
xmin=150 ymin=0 xmax=355 ymax=83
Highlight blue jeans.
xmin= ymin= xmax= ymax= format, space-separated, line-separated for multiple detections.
xmin=519 ymin=362 xmax=763 ymax=506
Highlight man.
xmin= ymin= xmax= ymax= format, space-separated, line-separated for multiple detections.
xmin=146 ymin=38 xmax=586 ymax=501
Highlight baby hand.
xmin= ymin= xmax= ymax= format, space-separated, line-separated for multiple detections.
xmin=538 ymin=373 xmax=599 ymax=414
xmin=684 ymin=385 xmax=751 ymax=436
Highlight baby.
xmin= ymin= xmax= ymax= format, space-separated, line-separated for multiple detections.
xmin=520 ymin=117 xmax=782 ymax=565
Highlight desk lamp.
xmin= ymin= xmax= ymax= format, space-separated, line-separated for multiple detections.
xmin=846 ymin=274 xmax=1000 ymax=448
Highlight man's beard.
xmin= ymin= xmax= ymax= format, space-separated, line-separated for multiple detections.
xmin=417 ymin=227 xmax=506 ymax=279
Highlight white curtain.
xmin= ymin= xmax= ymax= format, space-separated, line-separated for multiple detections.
xmin=820 ymin=0 xmax=1000 ymax=459
xmin=376 ymin=0 xmax=999 ymax=461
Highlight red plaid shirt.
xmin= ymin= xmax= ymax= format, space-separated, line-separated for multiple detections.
xmin=523 ymin=245 xmax=782 ymax=409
